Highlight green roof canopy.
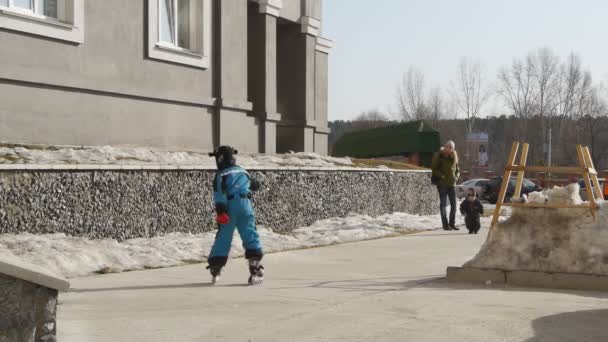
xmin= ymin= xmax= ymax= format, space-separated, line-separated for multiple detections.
xmin=333 ymin=120 xmax=441 ymax=158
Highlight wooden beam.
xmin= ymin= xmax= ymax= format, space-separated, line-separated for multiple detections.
xmin=577 ymin=145 xmax=596 ymax=218
xmin=513 ymin=143 xmax=529 ymax=199
xmin=583 ymin=146 xmax=603 ymax=200
xmin=503 ymin=203 xmax=596 ymax=209
xmin=506 ymin=166 xmax=596 ymax=175
xmin=491 ymin=142 xmax=519 ymax=229
xmin=490 ymin=143 xmax=599 ymax=231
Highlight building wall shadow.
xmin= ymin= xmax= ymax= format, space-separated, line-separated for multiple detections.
xmin=523 ymin=309 xmax=608 ymax=342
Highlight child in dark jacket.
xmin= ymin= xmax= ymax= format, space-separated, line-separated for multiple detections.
xmin=459 ymin=189 xmax=484 ymax=234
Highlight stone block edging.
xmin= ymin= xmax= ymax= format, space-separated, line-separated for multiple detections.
xmin=0 ymin=254 xmax=70 ymax=291
xmin=447 ymin=266 xmax=608 ymax=292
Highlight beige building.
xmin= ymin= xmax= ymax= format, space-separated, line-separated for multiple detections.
xmin=0 ymin=0 xmax=332 ymax=154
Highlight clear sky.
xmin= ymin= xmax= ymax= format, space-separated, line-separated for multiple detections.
xmin=322 ymin=0 xmax=608 ymax=121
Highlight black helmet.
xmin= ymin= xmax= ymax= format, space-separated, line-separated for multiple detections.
xmin=209 ymin=146 xmax=238 ymax=170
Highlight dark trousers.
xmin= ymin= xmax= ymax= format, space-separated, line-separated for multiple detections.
xmin=437 ymin=185 xmax=456 ymax=227
xmin=465 ymin=215 xmax=481 ymax=233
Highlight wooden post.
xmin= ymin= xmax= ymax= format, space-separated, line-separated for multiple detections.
xmin=491 ymin=142 xmax=520 ymax=229
xmin=513 ymin=143 xmax=529 ymax=200
xmin=583 ymin=146 xmax=602 ymax=200
xmin=577 ymin=145 xmax=596 ymax=217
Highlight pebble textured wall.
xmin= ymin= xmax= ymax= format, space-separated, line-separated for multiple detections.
xmin=0 ymin=274 xmax=58 ymax=342
xmin=0 ymin=169 xmax=437 ymax=240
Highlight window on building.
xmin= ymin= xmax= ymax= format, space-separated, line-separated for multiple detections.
xmin=1 ymin=0 xmax=61 ymax=21
xmin=148 ymin=0 xmax=210 ymax=68
xmin=0 ymin=0 xmax=84 ymax=43
xmin=159 ymin=0 xmax=194 ymax=49
xmin=37 ymin=0 xmax=58 ymax=18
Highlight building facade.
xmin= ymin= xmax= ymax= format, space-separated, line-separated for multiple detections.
xmin=0 ymin=0 xmax=332 ymax=154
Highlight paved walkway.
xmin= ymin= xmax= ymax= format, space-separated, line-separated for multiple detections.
xmin=58 ymin=230 xmax=608 ymax=341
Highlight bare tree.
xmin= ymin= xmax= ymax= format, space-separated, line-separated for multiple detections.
xmin=575 ymin=71 xmax=594 ymax=118
xmin=497 ymin=58 xmax=537 ymax=118
xmin=529 ymin=47 xmax=560 ymax=117
xmin=396 ymin=67 xmax=429 ymax=120
xmin=353 ymin=109 xmax=390 ymax=129
xmin=450 ymin=58 xmax=490 ymax=133
xmin=528 ymin=48 xmax=561 ymax=165
xmin=428 ymin=86 xmax=445 ymax=125
xmin=555 ymin=53 xmax=593 ymax=119
xmin=552 ymin=54 xmax=594 ymax=165
xmin=578 ymin=86 xmax=608 ymax=162
xmin=355 ymin=109 xmax=388 ymax=122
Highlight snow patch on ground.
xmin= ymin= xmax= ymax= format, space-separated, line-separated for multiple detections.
xmin=466 ymin=185 xmax=608 ymax=275
xmin=0 ymin=145 xmax=354 ymax=168
xmin=0 ymin=211 xmax=499 ymax=279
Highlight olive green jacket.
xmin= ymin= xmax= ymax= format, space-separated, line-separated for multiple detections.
xmin=431 ymin=150 xmax=460 ymax=187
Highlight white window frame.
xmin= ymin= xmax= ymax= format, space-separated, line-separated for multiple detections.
xmin=0 ymin=0 xmax=84 ymax=43
xmin=147 ymin=0 xmax=211 ymax=69
xmin=2 ymin=0 xmax=57 ymax=19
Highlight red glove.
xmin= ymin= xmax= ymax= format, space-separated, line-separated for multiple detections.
xmin=216 ymin=213 xmax=230 ymax=225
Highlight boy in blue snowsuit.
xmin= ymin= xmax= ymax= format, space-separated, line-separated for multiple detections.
xmin=207 ymin=146 xmax=264 ymax=285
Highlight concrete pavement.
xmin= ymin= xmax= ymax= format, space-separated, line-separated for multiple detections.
xmin=58 ymin=230 xmax=608 ymax=341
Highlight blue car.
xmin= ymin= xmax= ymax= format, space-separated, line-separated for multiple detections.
xmin=482 ymin=177 xmax=542 ymax=204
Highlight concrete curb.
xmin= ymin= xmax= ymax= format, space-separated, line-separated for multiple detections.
xmin=447 ymin=266 xmax=608 ymax=292
xmin=0 ymin=254 xmax=70 ymax=291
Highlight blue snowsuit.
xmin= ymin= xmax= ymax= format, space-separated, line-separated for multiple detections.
xmin=208 ymin=166 xmax=263 ymax=268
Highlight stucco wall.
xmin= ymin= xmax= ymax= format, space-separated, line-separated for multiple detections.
xmin=0 ymin=82 xmax=215 ymax=149
xmin=280 ymin=0 xmax=322 ymax=21
xmin=0 ymin=0 xmax=330 ymax=154
xmin=315 ymin=51 xmax=329 ymax=127
xmin=303 ymin=0 xmax=323 ymax=19
xmin=0 ymin=0 xmax=214 ymax=105
xmin=0 ymin=0 xmax=217 ymax=149
xmin=279 ymin=0 xmax=302 ymax=22
xmin=277 ymin=22 xmax=306 ymax=122
xmin=217 ymin=109 xmax=262 ymax=153
xmin=314 ymin=133 xmax=329 ymax=155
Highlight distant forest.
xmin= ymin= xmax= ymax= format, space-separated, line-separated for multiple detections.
xmin=329 ymin=115 xmax=608 ymax=173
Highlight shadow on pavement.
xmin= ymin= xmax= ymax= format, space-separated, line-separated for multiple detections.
xmin=68 ymin=275 xmax=608 ymax=299
xmin=281 ymin=275 xmax=608 ymax=300
xmin=522 ymin=309 xmax=608 ymax=342
xmin=274 ymin=275 xmax=445 ymax=294
xmin=69 ymin=282 xmax=218 ymax=293
xmin=403 ymin=233 xmax=472 ymax=237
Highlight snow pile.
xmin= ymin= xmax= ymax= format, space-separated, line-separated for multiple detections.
xmin=466 ymin=184 xmax=608 ymax=275
xmin=526 ymin=183 xmax=582 ymax=206
xmin=0 ymin=145 xmax=354 ymax=168
xmin=0 ymin=212 xmax=496 ymax=279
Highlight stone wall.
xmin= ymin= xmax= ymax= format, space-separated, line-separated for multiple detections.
xmin=0 ymin=274 xmax=58 ymax=342
xmin=0 ymin=167 xmax=436 ymax=240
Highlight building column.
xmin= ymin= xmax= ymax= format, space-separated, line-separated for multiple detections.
xmin=275 ymin=16 xmax=319 ymax=153
xmin=314 ymin=37 xmax=333 ymax=155
xmin=248 ymin=0 xmax=282 ymax=154
xmin=301 ymin=16 xmax=320 ymax=153
xmin=214 ymin=0 xmax=259 ymax=153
